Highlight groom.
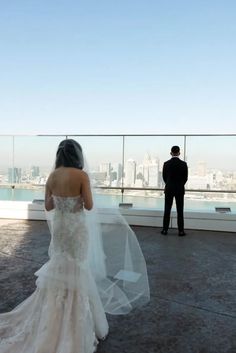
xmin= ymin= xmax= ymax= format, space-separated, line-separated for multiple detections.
xmin=161 ymin=145 xmax=188 ymax=236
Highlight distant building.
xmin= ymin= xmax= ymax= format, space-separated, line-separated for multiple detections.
xmin=31 ymin=166 xmax=40 ymax=178
xmin=142 ymin=153 xmax=159 ymax=187
xmin=110 ymin=163 xmax=122 ymax=186
xmin=197 ymin=161 xmax=207 ymax=177
xmin=99 ymin=162 xmax=111 ymax=175
xmin=8 ymin=168 xmax=22 ymax=183
xmin=99 ymin=162 xmax=112 ymax=185
xmin=143 ymin=153 xmax=151 ymax=186
xmin=136 ymin=164 xmax=144 ymax=186
xmin=187 ymin=175 xmax=209 ymax=189
xmin=148 ymin=161 xmax=159 ymax=187
xmin=90 ymin=171 xmax=107 ymax=186
xmin=125 ymin=159 xmax=136 ymax=186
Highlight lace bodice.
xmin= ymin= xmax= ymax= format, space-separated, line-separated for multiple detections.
xmin=52 ymin=195 xmax=84 ymax=213
xmin=48 ymin=195 xmax=88 ymax=261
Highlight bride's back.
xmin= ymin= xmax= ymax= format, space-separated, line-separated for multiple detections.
xmin=45 ymin=166 xmax=93 ymax=211
xmin=49 ymin=167 xmax=83 ymax=197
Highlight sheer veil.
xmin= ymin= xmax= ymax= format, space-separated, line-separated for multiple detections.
xmin=46 ymin=139 xmax=150 ymax=315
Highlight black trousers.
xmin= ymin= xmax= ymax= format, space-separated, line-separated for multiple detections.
xmin=163 ymin=192 xmax=184 ymax=232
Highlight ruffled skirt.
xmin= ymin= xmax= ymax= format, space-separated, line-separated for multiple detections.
xmin=0 ymin=255 xmax=109 ymax=353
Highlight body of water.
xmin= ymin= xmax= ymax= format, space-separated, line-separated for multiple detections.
xmin=0 ymin=187 xmax=235 ymax=213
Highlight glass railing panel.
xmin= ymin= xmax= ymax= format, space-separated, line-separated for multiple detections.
xmin=6 ymin=136 xmax=65 ymax=201
xmin=122 ymin=188 xmax=164 ymax=209
xmin=185 ymin=135 xmax=236 ymax=191
xmin=93 ymin=188 xmax=123 ymax=208
xmin=68 ymin=135 xmax=124 ymax=207
xmin=185 ymin=191 xmax=236 ymax=212
xmin=68 ymin=135 xmax=124 ymax=189
xmin=184 ymin=135 xmax=236 ymax=212
xmin=0 ymin=187 xmax=45 ymax=202
xmin=0 ymin=136 xmax=13 ymax=189
xmin=121 ymin=190 xmax=236 ymax=212
xmin=0 ymin=134 xmax=235 ymax=209
xmin=123 ymin=135 xmax=184 ymax=189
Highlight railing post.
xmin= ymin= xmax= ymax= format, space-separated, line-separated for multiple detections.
xmin=183 ymin=135 xmax=187 ymax=162
xmin=121 ymin=135 xmax=125 ymax=203
xmin=11 ymin=135 xmax=15 ymax=199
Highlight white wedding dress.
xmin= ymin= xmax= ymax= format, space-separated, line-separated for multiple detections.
xmin=0 ymin=195 xmax=150 ymax=353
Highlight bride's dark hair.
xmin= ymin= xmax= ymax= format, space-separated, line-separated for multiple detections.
xmin=55 ymin=139 xmax=84 ymax=170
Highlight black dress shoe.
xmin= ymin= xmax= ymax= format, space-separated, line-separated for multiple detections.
xmin=178 ymin=231 xmax=186 ymax=236
xmin=161 ymin=230 xmax=168 ymax=235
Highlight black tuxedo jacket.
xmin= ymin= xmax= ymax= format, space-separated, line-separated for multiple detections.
xmin=162 ymin=157 xmax=188 ymax=195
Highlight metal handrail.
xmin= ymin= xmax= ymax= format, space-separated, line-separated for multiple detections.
xmin=94 ymin=186 xmax=236 ymax=193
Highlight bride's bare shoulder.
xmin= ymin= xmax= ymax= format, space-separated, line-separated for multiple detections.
xmin=74 ymin=169 xmax=90 ymax=185
xmin=48 ymin=168 xmax=89 ymax=183
xmin=70 ymin=168 xmax=88 ymax=178
xmin=56 ymin=168 xmax=89 ymax=182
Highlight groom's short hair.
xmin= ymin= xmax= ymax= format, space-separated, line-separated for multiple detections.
xmin=171 ymin=146 xmax=180 ymax=154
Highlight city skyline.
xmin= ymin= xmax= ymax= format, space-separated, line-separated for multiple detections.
xmin=1 ymin=152 xmax=236 ymax=193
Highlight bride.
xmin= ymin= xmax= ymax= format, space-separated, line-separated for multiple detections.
xmin=0 ymin=139 xmax=150 ymax=353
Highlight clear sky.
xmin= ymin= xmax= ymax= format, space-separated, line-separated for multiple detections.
xmin=0 ymin=0 xmax=236 ymax=135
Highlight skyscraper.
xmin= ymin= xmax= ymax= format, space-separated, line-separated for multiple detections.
xmin=8 ymin=168 xmax=22 ymax=183
xmin=31 ymin=166 xmax=40 ymax=178
xmin=125 ymin=159 xmax=136 ymax=186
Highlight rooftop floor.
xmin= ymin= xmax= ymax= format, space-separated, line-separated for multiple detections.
xmin=0 ymin=219 xmax=236 ymax=353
